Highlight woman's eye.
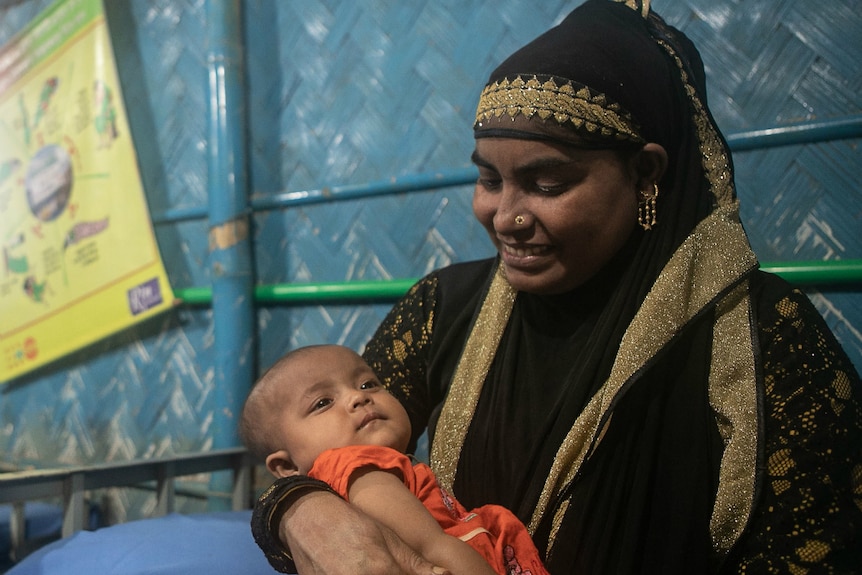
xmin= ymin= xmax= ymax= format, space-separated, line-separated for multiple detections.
xmin=534 ymin=181 xmax=566 ymax=195
xmin=476 ymin=176 xmax=501 ymax=191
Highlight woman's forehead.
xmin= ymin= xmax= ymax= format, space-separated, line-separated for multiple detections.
xmin=472 ymin=137 xmax=611 ymax=168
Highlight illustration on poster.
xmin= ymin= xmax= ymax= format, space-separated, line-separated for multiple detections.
xmin=0 ymin=0 xmax=172 ymax=383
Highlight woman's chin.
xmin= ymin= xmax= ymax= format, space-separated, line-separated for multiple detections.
xmin=504 ymin=267 xmax=563 ymax=294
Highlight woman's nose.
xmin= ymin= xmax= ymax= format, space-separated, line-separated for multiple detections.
xmin=493 ymin=187 xmax=525 ymax=231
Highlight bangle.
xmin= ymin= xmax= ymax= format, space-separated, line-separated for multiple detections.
xmin=250 ymin=475 xmax=339 ymax=573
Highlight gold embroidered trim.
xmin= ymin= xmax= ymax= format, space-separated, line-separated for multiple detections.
xmin=548 ymin=496 xmax=571 ymax=547
xmin=613 ymin=0 xmax=651 ymax=18
xmin=429 ymin=263 xmax=517 ymax=492
xmin=655 ymin=40 xmax=735 ymax=207
xmin=709 ymin=281 xmax=758 ymax=556
xmin=652 ymin=36 xmax=755 ymax=556
xmin=475 ymin=75 xmax=644 ymax=143
xmin=534 ymin=203 xmax=758 ymax=550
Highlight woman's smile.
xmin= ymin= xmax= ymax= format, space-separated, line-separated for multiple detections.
xmin=499 ymin=242 xmax=552 ymax=261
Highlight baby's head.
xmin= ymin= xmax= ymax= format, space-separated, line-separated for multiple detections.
xmin=239 ymin=344 xmax=411 ymax=478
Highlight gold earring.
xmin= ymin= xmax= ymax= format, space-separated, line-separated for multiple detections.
xmin=638 ymin=183 xmax=659 ymax=230
xmin=514 ymin=215 xmax=525 ymax=225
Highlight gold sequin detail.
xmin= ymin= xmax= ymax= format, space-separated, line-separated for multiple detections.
xmin=709 ymin=281 xmax=758 ymax=556
xmin=612 ymin=0 xmax=651 ymax=19
xmin=364 ymin=279 xmax=435 ymax=403
xmin=796 ymin=539 xmax=831 ymax=563
xmin=475 ymin=75 xmax=644 ymax=143
xmin=729 ymin=290 xmax=862 ymax=570
xmin=533 ymin=203 xmax=758 ymax=547
xmin=548 ymin=496 xmax=571 ymax=549
xmin=853 ymin=464 xmax=862 ymax=513
xmin=430 ymin=263 xmax=517 ymax=491
xmin=655 ymin=40 xmax=735 ymax=207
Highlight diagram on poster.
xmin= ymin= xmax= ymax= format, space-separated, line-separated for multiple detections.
xmin=1 ymin=0 xmax=173 ymax=382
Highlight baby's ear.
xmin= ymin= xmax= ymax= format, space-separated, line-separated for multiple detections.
xmin=265 ymin=449 xmax=300 ymax=478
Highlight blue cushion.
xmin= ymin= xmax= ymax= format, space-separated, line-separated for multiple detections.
xmin=7 ymin=511 xmax=282 ymax=574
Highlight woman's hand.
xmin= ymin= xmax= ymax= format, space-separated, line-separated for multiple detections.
xmin=283 ymin=490 xmax=449 ymax=575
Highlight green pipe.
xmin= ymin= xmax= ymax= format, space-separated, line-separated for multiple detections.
xmin=175 ymin=279 xmax=419 ymax=305
xmin=254 ymin=278 xmax=418 ymax=303
xmin=174 ymin=260 xmax=862 ymax=306
xmin=761 ymin=259 xmax=862 ymax=286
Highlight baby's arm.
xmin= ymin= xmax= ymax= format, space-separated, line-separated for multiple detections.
xmin=348 ymin=468 xmax=498 ymax=575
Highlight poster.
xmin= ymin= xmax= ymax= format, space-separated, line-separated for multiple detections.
xmin=0 ymin=0 xmax=173 ymax=382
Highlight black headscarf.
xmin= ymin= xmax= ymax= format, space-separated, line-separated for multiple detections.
xmin=474 ymin=0 xmax=733 ymax=257
xmin=468 ymin=0 xmax=742 ymax=411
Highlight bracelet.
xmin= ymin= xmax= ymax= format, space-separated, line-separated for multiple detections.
xmin=250 ymin=475 xmax=339 ymax=573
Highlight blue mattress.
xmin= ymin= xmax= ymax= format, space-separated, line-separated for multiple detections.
xmin=0 ymin=503 xmax=63 ymax=571
xmin=7 ymin=511 xmax=282 ymax=574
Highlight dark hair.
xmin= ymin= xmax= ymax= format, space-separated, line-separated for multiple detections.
xmin=239 ymin=345 xmax=332 ymax=461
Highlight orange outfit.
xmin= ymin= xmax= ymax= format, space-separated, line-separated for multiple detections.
xmin=309 ymin=445 xmax=550 ymax=575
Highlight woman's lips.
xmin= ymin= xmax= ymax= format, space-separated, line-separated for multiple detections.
xmin=500 ymin=243 xmax=551 ymax=259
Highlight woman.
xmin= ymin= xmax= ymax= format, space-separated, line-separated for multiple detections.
xmin=252 ymin=1 xmax=862 ymax=573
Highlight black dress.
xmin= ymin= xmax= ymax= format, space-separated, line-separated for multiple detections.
xmin=363 ymin=257 xmax=862 ymax=574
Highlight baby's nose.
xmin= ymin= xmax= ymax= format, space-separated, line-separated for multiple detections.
xmin=350 ymin=394 xmax=372 ymax=409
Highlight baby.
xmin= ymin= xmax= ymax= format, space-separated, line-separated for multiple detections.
xmin=240 ymin=344 xmax=549 ymax=575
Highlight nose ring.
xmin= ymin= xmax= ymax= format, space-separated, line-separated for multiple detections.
xmin=514 ymin=215 xmax=525 ymax=225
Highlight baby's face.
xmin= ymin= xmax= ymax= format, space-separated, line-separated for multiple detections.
xmin=272 ymin=345 xmax=411 ymax=474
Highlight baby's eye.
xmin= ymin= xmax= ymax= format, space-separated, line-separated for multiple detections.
xmin=360 ymin=379 xmax=380 ymax=390
xmin=312 ymin=398 xmax=332 ymax=411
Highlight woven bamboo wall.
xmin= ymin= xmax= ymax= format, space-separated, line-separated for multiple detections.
xmin=0 ymin=0 xmax=859 ymax=520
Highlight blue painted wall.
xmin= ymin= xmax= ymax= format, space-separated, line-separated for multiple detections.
xmin=0 ymin=0 xmax=859 ymax=517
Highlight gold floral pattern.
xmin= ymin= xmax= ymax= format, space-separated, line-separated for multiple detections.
xmin=724 ymin=289 xmax=862 ymax=572
xmin=475 ymin=75 xmax=644 ymax=143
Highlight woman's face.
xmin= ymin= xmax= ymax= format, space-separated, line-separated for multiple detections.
xmin=472 ymin=138 xmax=640 ymax=294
